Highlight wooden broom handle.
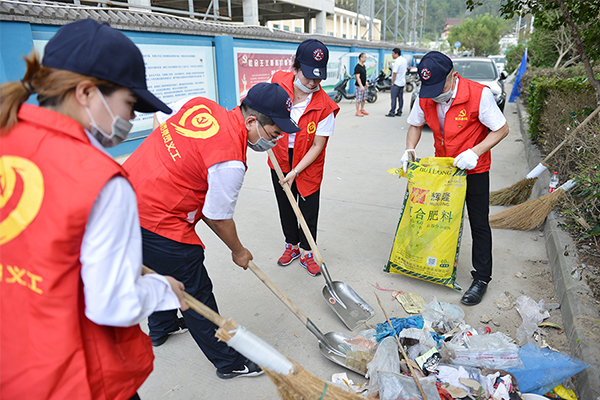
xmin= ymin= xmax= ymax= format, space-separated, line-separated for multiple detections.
xmin=267 ymin=149 xmax=324 ymax=265
xmin=375 ymin=293 xmax=428 ymax=400
xmin=246 ymin=260 xmax=309 ymax=325
xmin=142 ymin=265 xmax=226 ymax=327
xmin=543 ymin=104 xmax=600 ymax=162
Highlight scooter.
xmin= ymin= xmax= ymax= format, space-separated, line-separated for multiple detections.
xmin=374 ymin=69 xmax=392 ymax=92
xmin=405 ymin=66 xmax=420 ymax=93
xmin=332 ymin=74 xmax=377 ymax=104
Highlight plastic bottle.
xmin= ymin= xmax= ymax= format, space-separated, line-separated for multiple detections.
xmin=465 ymin=326 xmax=492 ymax=336
xmin=549 ymin=172 xmax=559 ymax=193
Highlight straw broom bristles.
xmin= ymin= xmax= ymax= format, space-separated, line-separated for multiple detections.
xmin=263 ymin=362 xmax=365 ymax=400
xmin=490 ymin=104 xmax=600 ymax=206
xmin=489 ymin=187 xmax=566 ymax=230
xmin=489 ymin=177 xmax=537 ymax=206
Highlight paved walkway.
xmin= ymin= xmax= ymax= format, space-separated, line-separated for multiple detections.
xmin=136 ymin=86 xmax=575 ymax=399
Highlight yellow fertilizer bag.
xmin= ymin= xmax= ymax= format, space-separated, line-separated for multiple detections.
xmin=385 ymin=157 xmax=466 ymax=289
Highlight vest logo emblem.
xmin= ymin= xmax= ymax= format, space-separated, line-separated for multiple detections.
xmin=307 ymin=121 xmax=317 ymax=134
xmin=171 ymin=105 xmax=220 ymax=139
xmin=455 ymin=109 xmax=468 ymax=121
xmin=0 ymin=156 xmax=44 ymax=245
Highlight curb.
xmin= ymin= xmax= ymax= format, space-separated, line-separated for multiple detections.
xmin=516 ymin=100 xmax=600 ymax=399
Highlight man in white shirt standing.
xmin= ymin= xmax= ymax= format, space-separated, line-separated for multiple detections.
xmin=401 ymin=51 xmax=509 ymax=306
xmin=386 ymin=48 xmax=408 ymax=117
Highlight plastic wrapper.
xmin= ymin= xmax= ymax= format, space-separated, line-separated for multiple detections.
xmin=366 ymin=336 xmax=400 ymax=395
xmin=345 ymin=350 xmax=374 ymax=375
xmin=378 ymin=373 xmax=441 ymax=400
xmin=506 ymin=343 xmax=589 ymax=395
xmin=415 ymin=347 xmax=442 ymax=375
xmin=421 ymin=296 xmax=465 ymax=333
xmin=442 ymin=332 xmax=523 ymax=369
xmin=515 ymin=295 xmax=550 ymax=345
xmin=375 ymin=315 xmax=424 ymax=342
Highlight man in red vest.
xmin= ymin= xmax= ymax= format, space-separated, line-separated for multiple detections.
xmin=124 ymin=83 xmax=300 ymax=379
xmin=402 ymin=51 xmax=509 ymax=306
xmin=269 ymin=39 xmax=340 ymax=276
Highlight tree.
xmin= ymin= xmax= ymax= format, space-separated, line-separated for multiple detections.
xmin=466 ymin=0 xmax=600 ymax=103
xmin=447 ymin=14 xmax=507 ymax=56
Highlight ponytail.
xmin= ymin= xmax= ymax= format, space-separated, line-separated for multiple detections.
xmin=0 ymin=52 xmax=40 ymax=134
xmin=0 ymin=51 xmax=115 ymax=135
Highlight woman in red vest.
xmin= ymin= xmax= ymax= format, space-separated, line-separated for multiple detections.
xmin=0 ymin=19 xmax=187 ymax=400
xmin=270 ymin=39 xmax=340 ymax=276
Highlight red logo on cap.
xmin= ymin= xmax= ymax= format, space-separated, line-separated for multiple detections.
xmin=421 ymin=68 xmax=431 ymax=80
xmin=313 ymin=48 xmax=324 ymax=62
xmin=286 ymin=98 xmax=292 ymax=112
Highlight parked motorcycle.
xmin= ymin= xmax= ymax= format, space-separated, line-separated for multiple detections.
xmin=374 ymin=69 xmax=392 ymax=92
xmin=332 ymin=74 xmax=378 ymax=103
xmin=405 ymin=66 xmax=420 ymax=93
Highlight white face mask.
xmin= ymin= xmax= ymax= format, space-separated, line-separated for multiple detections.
xmin=247 ymin=121 xmax=277 ymax=152
xmin=85 ymin=87 xmax=133 ymax=148
xmin=293 ymin=77 xmax=320 ymax=94
xmin=432 ymin=88 xmax=453 ymax=103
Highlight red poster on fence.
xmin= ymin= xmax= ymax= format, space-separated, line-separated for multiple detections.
xmin=237 ymin=52 xmax=294 ymax=100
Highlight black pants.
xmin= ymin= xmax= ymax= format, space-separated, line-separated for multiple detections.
xmin=465 ymin=172 xmax=492 ymax=282
xmin=271 ymin=148 xmax=320 ymax=251
xmin=142 ymin=228 xmax=245 ymax=373
xmin=390 ymin=84 xmax=404 ymax=115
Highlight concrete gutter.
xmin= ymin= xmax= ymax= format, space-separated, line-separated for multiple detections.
xmin=516 ymin=100 xmax=600 ymax=399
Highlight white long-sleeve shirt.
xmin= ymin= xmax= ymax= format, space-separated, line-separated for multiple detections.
xmin=80 ymin=132 xmax=181 ymax=327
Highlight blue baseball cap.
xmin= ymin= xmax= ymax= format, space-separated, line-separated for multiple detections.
xmin=418 ymin=51 xmax=454 ymax=98
xmin=42 ymin=19 xmax=171 ymax=114
xmin=244 ymin=83 xmax=300 ymax=133
xmin=295 ymin=39 xmax=328 ymax=80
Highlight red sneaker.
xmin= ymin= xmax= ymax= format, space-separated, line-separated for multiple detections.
xmin=300 ymin=253 xmax=321 ymax=276
xmin=277 ymin=244 xmax=300 ymax=266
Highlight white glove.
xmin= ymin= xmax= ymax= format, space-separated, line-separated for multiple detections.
xmin=453 ymin=149 xmax=479 ymax=170
xmin=400 ymin=149 xmax=416 ymax=173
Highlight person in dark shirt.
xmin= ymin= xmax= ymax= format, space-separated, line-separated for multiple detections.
xmin=354 ymin=53 xmax=368 ymax=117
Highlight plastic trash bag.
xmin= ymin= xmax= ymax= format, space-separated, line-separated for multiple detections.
xmin=375 ymin=315 xmax=424 ymax=342
xmin=386 ymin=157 xmax=467 ymax=289
xmin=378 ymin=372 xmax=441 ymax=400
xmin=515 ymin=296 xmax=550 ymax=345
xmin=421 ymin=296 xmax=465 ymax=333
xmin=366 ymin=336 xmax=400 ymax=395
xmin=443 ymin=332 xmax=523 ymax=369
xmin=494 ymin=291 xmax=517 ymax=311
xmin=506 ymin=343 xmax=589 ymax=395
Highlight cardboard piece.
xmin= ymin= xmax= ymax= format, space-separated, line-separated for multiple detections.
xmin=395 ymin=292 xmax=426 ymax=314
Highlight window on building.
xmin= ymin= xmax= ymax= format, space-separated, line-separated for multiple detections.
xmin=273 ymin=24 xmax=280 ymax=29
xmin=328 ymin=32 xmax=333 ymax=36
xmin=284 ymin=26 xmax=289 ymax=31
xmin=295 ymin=27 xmax=302 ymax=32
xmin=343 ymin=34 xmax=346 ymax=38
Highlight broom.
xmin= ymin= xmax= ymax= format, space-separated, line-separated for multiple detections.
xmin=489 ymin=104 xmax=600 ymax=206
xmin=142 ymin=266 xmax=364 ymax=400
xmin=489 ymin=179 xmax=576 ymax=230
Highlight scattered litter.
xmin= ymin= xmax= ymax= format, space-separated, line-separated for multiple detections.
xmin=370 ymin=282 xmax=404 ymax=300
xmin=480 ymin=314 xmax=492 ymax=324
xmin=493 ymin=320 xmax=501 ymax=327
xmin=375 ymin=315 xmax=424 ymax=341
xmin=544 ymin=303 xmax=560 ymax=311
xmin=331 ymin=372 xmax=364 ymax=394
xmin=494 ymin=291 xmax=517 ymax=311
xmin=395 ymin=291 xmax=426 ymax=314
xmin=515 ymin=296 xmax=550 ymax=345
xmin=506 ymin=343 xmax=590 ymax=395
xmin=443 ymin=331 xmax=523 ymax=369
xmin=538 ymin=322 xmax=564 ymax=334
xmin=531 ymin=235 xmax=538 ymax=241
xmin=421 ymin=297 xmax=465 ymax=334
xmin=415 ymin=347 xmax=442 ymax=375
xmin=515 ymin=271 xmax=523 ymax=278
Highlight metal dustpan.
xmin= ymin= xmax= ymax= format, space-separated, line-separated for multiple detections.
xmin=267 ymin=150 xmax=375 ymax=330
xmin=248 ymin=261 xmax=367 ymax=376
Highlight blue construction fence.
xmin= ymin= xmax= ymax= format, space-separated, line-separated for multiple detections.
xmin=0 ymin=20 xmax=425 ymax=157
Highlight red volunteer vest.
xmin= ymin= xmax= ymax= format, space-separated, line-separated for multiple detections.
xmin=0 ymin=104 xmax=153 ymax=400
xmin=269 ymin=71 xmax=340 ymax=197
xmin=419 ymin=76 xmax=491 ymax=174
xmin=124 ymin=98 xmax=248 ymax=246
